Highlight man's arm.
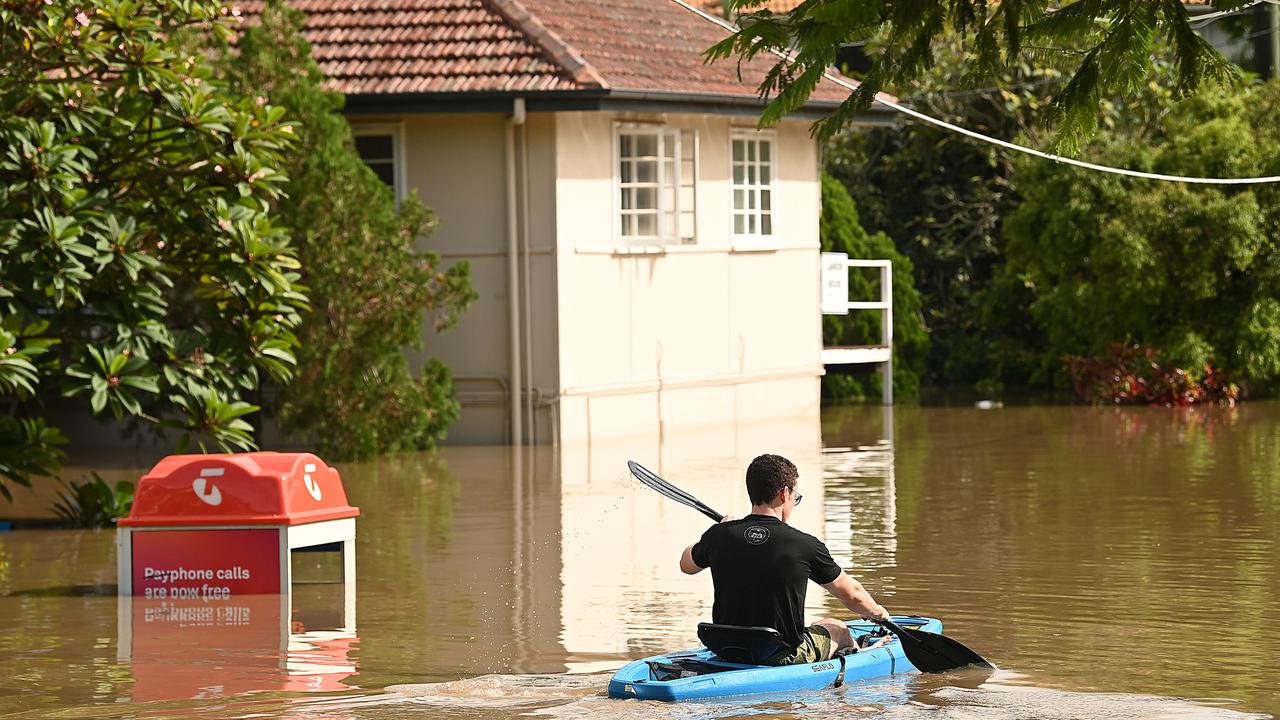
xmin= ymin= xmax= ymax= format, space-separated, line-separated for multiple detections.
xmin=821 ymin=571 xmax=890 ymax=621
xmin=679 ymin=544 xmax=704 ymax=575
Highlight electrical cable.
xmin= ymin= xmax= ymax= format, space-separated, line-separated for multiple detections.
xmin=675 ymin=0 xmax=1280 ymax=184
xmin=1190 ymin=0 xmax=1280 ymax=29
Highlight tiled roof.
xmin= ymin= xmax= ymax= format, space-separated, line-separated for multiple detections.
xmin=239 ymin=0 xmax=861 ymax=105
xmin=520 ymin=0 xmax=851 ymax=102
xmin=238 ymin=0 xmax=583 ymax=93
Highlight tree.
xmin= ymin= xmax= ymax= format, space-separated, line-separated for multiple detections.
xmin=218 ymin=1 xmax=476 ymax=458
xmin=825 ymin=35 xmax=1062 ymax=388
xmin=708 ymin=0 xmax=1241 ymax=151
xmin=990 ymin=80 xmax=1280 ymax=393
xmin=0 ymin=0 xmax=305 ymax=497
xmin=820 ymin=174 xmax=928 ymax=400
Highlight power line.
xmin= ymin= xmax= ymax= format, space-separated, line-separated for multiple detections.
xmin=899 ymin=75 xmax=1061 ymax=103
xmin=1189 ymin=0 xmax=1280 ymax=29
xmin=676 ymin=0 xmax=1280 ymax=185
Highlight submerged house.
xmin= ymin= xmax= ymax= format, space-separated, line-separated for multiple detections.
xmin=266 ymin=0 xmax=894 ymax=445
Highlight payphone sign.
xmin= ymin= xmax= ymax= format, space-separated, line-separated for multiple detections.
xmin=132 ymin=528 xmax=281 ymax=598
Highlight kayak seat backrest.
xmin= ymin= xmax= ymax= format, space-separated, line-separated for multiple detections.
xmin=697 ymin=623 xmax=790 ymax=665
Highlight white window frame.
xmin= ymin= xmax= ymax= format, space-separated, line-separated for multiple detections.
xmin=350 ymin=122 xmax=406 ymax=202
xmin=729 ymin=128 xmax=776 ymax=245
xmin=613 ymin=122 xmax=697 ymax=246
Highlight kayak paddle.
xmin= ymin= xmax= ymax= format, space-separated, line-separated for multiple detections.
xmin=627 ymin=459 xmax=996 ymax=673
xmin=875 ymin=617 xmax=995 ymax=672
xmin=627 ymin=460 xmax=724 ymax=521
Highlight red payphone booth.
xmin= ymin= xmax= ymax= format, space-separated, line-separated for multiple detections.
xmin=116 ymin=452 xmax=360 ymax=700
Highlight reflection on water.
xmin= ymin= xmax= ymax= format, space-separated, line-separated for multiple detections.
xmin=119 ymin=590 xmax=356 ymax=702
xmin=0 ymin=404 xmax=1277 ymax=718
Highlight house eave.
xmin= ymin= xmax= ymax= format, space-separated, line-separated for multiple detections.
xmin=342 ymin=88 xmax=898 ymax=125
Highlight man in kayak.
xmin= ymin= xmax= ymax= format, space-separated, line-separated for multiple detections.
xmin=679 ymin=453 xmax=891 ymax=665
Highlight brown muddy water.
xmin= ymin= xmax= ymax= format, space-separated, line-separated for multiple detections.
xmin=0 ymin=404 xmax=1277 ymax=719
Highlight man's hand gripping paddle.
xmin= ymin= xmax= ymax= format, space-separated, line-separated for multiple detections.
xmin=626 ymin=459 xmax=995 ymax=673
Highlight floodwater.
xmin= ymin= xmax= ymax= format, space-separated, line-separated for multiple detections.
xmin=0 ymin=403 xmax=1277 ymax=719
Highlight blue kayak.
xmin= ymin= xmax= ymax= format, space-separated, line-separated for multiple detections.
xmin=607 ymin=616 xmax=943 ymax=701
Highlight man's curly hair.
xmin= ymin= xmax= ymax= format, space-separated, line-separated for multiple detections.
xmin=745 ymin=453 xmax=798 ymax=506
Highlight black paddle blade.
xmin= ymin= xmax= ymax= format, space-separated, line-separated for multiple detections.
xmin=626 ymin=460 xmax=724 ymax=522
xmin=881 ymin=620 xmax=994 ymax=673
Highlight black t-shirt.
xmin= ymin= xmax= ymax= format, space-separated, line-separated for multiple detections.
xmin=690 ymin=514 xmax=843 ymax=650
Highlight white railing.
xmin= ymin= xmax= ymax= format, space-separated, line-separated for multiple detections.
xmin=820 ymin=253 xmax=893 ymax=404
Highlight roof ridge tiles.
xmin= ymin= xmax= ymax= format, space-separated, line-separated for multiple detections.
xmin=483 ymin=0 xmax=608 ymax=90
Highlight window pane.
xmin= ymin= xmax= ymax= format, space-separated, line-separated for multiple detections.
xmin=662 ymin=210 xmax=676 ymax=238
xmin=748 ymin=189 xmax=756 ymax=210
xmin=637 ymin=160 xmax=657 ymax=183
xmin=679 ymin=211 xmax=695 ymax=240
xmin=761 ymin=189 xmax=771 ymax=211
xmin=622 ymin=213 xmax=633 ymax=236
xmin=621 ymin=161 xmax=633 ymax=183
xmin=761 ymin=213 xmax=772 ymax=235
xmin=760 ymin=142 xmax=770 ymax=162
xmin=734 ymin=214 xmax=745 ymax=234
xmin=733 ymin=189 xmax=744 ymax=211
xmin=370 ymin=162 xmax=395 ymax=188
xmin=635 ymin=134 xmax=658 ymax=157
xmin=760 ymin=164 xmax=771 ymax=185
xmin=620 ymin=134 xmax=633 ymax=157
xmin=636 ymin=213 xmax=657 ymax=236
xmin=355 ymin=134 xmax=393 ymax=160
xmin=747 ymin=141 xmax=756 ymax=162
xmin=662 ymin=186 xmax=676 ymax=214
xmin=747 ymin=165 xmax=756 ymax=184
xmin=732 ymin=140 xmax=744 ymax=162
xmin=748 ymin=214 xmax=757 ymax=234
xmin=664 ymin=160 xmax=676 ymax=185
xmin=733 ymin=164 xmax=745 ymax=184
xmin=622 ymin=188 xmax=633 ymax=210
xmin=664 ymin=133 xmax=676 ymax=157
xmin=636 ymin=187 xmax=657 ymax=209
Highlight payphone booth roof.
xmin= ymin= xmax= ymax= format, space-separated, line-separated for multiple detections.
xmin=120 ymin=452 xmax=360 ymax=527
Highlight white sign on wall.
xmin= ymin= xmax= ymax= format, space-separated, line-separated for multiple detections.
xmin=821 ymin=252 xmax=848 ymax=315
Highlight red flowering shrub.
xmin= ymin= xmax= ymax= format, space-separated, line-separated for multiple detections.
xmin=1064 ymin=344 xmax=1238 ymax=406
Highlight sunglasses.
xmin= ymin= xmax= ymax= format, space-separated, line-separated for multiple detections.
xmin=790 ymin=487 xmax=803 ymax=506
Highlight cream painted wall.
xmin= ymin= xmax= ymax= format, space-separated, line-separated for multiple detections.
xmin=381 ymin=112 xmax=560 ymax=444
xmin=554 ymin=112 xmax=824 ymax=446
xmin=354 ymin=109 xmax=824 ymax=446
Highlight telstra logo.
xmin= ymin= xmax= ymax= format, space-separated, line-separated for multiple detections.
xmin=192 ymin=468 xmax=224 ymax=506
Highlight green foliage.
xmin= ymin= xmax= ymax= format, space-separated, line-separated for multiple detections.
xmin=825 ymin=37 xmax=1271 ymax=396
xmin=820 ymin=174 xmax=928 ymax=400
xmin=0 ymin=0 xmax=306 ymax=493
xmin=50 ymin=472 xmax=134 ymax=528
xmin=706 ymin=0 xmax=1240 ymax=151
xmin=991 ymin=80 xmax=1280 ymax=394
xmin=217 ymin=1 xmax=476 ymax=459
xmin=825 ymin=34 xmax=1061 ymax=389
xmin=0 ymin=417 xmax=65 ymax=501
